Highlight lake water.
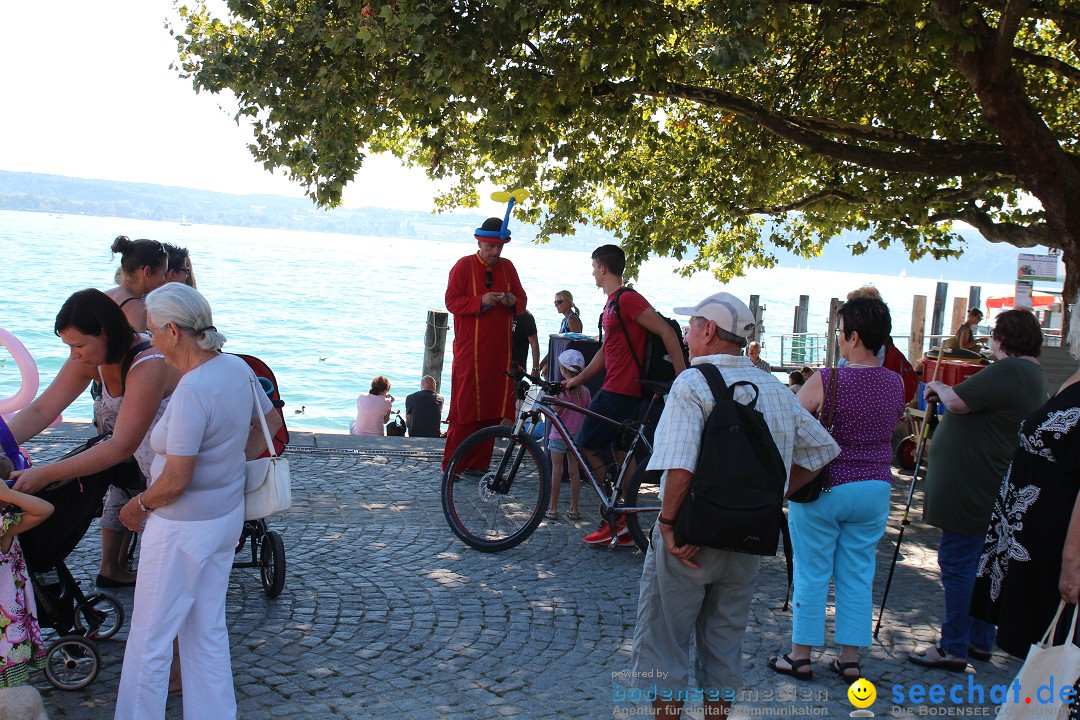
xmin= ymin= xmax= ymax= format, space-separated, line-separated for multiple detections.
xmin=0 ymin=209 xmax=1013 ymax=430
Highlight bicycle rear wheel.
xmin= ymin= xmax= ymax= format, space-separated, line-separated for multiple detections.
xmin=442 ymin=426 xmax=551 ymax=552
xmin=622 ymin=464 xmax=662 ymax=552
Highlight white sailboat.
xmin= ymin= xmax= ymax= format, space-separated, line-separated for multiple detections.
xmin=179 ymin=213 xmax=193 ymax=227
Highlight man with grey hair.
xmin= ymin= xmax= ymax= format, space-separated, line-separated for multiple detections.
xmin=629 ymin=291 xmax=838 ymax=719
xmin=405 ymin=375 xmax=444 ymax=438
xmin=746 ymin=341 xmax=771 ymax=372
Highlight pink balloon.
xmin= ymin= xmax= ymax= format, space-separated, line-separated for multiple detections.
xmin=0 ymin=327 xmax=39 ymax=415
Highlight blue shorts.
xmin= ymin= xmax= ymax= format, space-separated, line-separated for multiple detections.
xmin=574 ymin=389 xmax=643 ymax=451
xmin=547 ymin=437 xmax=571 ymax=454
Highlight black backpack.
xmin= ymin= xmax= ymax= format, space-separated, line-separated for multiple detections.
xmin=599 ymin=287 xmax=689 ymax=387
xmin=673 ymin=363 xmax=786 ymax=556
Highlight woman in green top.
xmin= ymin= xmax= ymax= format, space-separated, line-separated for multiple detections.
xmin=909 ymin=309 xmax=1047 ymax=671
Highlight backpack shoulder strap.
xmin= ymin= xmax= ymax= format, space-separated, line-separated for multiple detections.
xmin=697 ymin=362 xmax=764 ymax=410
xmin=611 ymin=288 xmax=645 ymax=374
xmin=120 ymin=341 xmax=153 ymax=395
xmin=694 ymin=363 xmax=731 ymax=403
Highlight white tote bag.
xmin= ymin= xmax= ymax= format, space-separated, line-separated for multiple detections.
xmin=1000 ymin=600 xmax=1080 ymax=720
xmin=244 ymin=376 xmax=292 ymax=521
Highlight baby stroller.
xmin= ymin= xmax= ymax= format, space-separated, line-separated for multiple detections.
xmin=15 ymin=439 xmax=135 ymax=691
xmin=230 ymin=353 xmax=290 ymax=598
xmin=119 ymin=354 xmax=291 ymax=597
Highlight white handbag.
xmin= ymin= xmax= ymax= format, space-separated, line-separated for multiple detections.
xmin=1000 ymin=600 xmax=1080 ymax=720
xmin=244 ymin=376 xmax=291 ymax=521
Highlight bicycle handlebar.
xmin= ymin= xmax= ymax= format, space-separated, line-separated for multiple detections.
xmin=508 ymin=363 xmax=564 ymax=395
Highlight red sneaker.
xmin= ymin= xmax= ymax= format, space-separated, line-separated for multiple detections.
xmin=583 ymin=518 xmax=628 ymax=544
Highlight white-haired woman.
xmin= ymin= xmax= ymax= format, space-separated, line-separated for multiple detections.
xmin=115 ymin=283 xmax=281 ymax=720
xmin=971 ymin=313 xmax=1080 ymax=660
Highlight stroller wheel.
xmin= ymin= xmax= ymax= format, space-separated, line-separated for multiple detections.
xmin=74 ymin=592 xmax=125 ymax=640
xmin=894 ymin=437 xmax=919 ymax=472
xmin=45 ymin=635 xmax=101 ymax=691
xmin=260 ymin=530 xmax=286 ymax=598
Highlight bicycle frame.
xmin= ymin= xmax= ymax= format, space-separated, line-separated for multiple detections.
xmin=511 ymin=386 xmax=661 ymax=520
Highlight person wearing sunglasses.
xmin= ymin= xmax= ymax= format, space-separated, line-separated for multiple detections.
xmin=105 ymin=235 xmax=170 ymax=332
xmin=165 ymin=244 xmax=197 ymax=289
xmin=443 ymin=217 xmax=528 ymax=472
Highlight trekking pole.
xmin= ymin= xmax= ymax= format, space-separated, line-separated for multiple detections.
xmin=874 ymin=344 xmax=946 ymax=639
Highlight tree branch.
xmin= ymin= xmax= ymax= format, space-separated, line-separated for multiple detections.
xmin=742 ymin=188 xmax=871 ymax=215
xmin=741 ymin=179 xmax=1006 ymax=217
xmin=636 ymin=81 xmax=1019 ymax=177
xmin=984 ymin=0 xmax=1080 ymax=26
xmin=941 ymin=205 xmax=1055 ymax=248
xmin=923 ymin=180 xmax=1012 ymax=206
xmin=1014 ymin=46 xmax=1080 ymax=85
xmin=784 ymin=0 xmax=877 ymax=11
xmin=995 ymin=0 xmax=1032 ymax=78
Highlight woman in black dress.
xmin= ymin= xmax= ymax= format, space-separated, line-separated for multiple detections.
xmin=973 ymin=315 xmax=1080 ymax=656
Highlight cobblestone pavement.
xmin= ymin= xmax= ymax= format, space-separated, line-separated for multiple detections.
xmin=23 ymin=427 xmax=1020 ymax=719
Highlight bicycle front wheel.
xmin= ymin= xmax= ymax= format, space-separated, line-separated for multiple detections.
xmin=442 ymin=426 xmax=551 ymax=552
xmin=622 ymin=464 xmax=662 ymax=553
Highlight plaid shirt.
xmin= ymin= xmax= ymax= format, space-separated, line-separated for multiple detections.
xmin=648 ymin=353 xmax=839 ymax=499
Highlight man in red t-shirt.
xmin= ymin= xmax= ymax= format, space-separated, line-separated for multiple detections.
xmin=564 ymin=244 xmax=686 ymax=544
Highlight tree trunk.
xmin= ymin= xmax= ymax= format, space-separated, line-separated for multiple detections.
xmin=1064 ymin=249 xmax=1078 ymax=340
xmin=934 ymin=1 xmax=1080 ymax=320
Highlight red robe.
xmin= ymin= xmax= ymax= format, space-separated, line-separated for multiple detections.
xmin=442 ymin=253 xmax=527 ymax=470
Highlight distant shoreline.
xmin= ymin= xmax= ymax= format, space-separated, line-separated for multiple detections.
xmin=0 ymin=170 xmax=1041 ymax=283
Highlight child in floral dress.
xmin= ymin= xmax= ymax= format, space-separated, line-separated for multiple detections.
xmin=0 ymin=456 xmax=54 ymax=687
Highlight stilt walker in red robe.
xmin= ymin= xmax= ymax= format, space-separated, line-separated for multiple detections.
xmin=442 ymin=209 xmax=528 ymax=471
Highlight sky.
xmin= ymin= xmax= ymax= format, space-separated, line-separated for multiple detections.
xmin=0 ymin=1 xmax=455 ymax=212
xmin=0 ymin=1 xmax=1059 ymax=289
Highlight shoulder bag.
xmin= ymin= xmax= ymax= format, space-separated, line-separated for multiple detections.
xmin=244 ymin=376 xmax=292 ymax=521
xmin=786 ymin=367 xmax=839 ymax=503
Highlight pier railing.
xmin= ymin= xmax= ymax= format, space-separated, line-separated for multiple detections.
xmin=769 ymin=330 xmax=1062 ymax=371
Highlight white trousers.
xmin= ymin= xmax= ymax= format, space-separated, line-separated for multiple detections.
xmin=115 ymin=503 xmax=244 ymax=720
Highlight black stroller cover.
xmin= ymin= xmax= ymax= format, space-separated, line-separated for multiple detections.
xmin=20 ymin=444 xmax=139 ymax=573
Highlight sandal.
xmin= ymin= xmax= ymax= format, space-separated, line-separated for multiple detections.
xmin=908 ymin=645 xmax=969 ymax=672
xmin=828 ymin=658 xmax=861 ymax=683
xmin=567 ymin=511 xmax=582 ymax=521
xmin=544 ymin=510 xmax=559 ymax=520
xmin=767 ymin=653 xmax=813 ymax=680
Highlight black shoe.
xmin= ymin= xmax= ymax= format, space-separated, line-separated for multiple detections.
xmin=96 ymin=574 xmax=136 ymax=588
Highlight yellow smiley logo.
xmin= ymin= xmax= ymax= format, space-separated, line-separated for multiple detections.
xmin=848 ymin=678 xmax=876 ymax=708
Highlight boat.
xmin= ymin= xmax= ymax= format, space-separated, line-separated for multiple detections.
xmin=179 ymin=213 xmax=193 ymax=227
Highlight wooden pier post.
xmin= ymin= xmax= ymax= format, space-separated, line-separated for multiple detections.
xmin=950 ymin=297 xmax=967 ymax=340
xmin=930 ymin=282 xmax=949 ymax=341
xmin=423 ymin=310 xmax=449 ymax=390
xmin=825 ymin=298 xmax=841 ymax=367
xmin=910 ymin=296 xmax=927 ymax=361
xmin=792 ymin=295 xmax=810 ymax=364
xmin=749 ymin=295 xmax=764 ymax=344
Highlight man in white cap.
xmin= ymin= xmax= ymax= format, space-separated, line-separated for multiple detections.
xmin=629 ymin=292 xmax=838 ymax=719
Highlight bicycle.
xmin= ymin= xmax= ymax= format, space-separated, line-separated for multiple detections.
xmin=441 ymin=367 xmax=669 ymax=553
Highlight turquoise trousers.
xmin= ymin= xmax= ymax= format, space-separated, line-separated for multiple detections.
xmin=788 ymin=480 xmax=891 ymax=648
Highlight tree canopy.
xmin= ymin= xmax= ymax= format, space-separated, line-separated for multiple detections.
xmin=174 ymin=0 xmax=1080 ymax=298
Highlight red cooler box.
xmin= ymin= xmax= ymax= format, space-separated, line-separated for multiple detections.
xmin=922 ymin=359 xmax=985 ymax=386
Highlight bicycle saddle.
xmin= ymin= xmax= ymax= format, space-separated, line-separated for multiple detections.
xmin=638 ymin=379 xmax=673 ymax=396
